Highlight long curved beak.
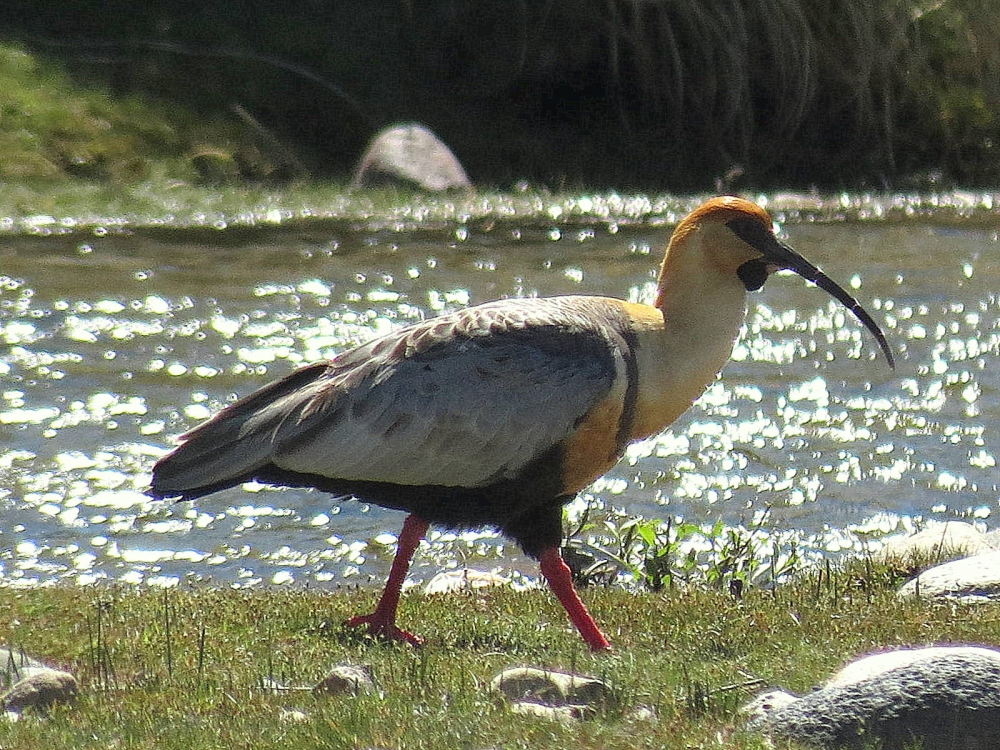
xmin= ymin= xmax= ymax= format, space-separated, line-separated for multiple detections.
xmin=762 ymin=237 xmax=895 ymax=369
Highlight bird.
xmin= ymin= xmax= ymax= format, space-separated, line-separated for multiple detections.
xmin=148 ymin=196 xmax=894 ymax=651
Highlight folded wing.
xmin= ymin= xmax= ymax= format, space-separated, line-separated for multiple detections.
xmin=150 ymin=297 xmax=630 ymax=499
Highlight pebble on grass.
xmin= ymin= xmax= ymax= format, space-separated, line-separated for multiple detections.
xmin=313 ymin=664 xmax=375 ymax=697
xmin=2 ymin=668 xmax=78 ymax=715
xmin=492 ymin=667 xmax=617 ymax=721
xmin=423 ymin=569 xmax=511 ymax=595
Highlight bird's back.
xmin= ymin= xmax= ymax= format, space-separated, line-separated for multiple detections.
xmin=149 ymin=296 xmax=642 ymax=519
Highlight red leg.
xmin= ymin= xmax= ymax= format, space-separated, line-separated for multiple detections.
xmin=539 ymin=546 xmax=612 ymax=652
xmin=345 ymin=515 xmax=430 ymax=646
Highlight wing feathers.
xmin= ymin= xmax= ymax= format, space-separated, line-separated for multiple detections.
xmin=149 ymin=362 xmax=334 ymax=498
xmin=150 ymin=297 xmax=634 ymax=499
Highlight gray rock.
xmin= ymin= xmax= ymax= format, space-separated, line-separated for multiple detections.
xmin=351 ymin=123 xmax=472 ymax=192
xmin=278 ymin=708 xmax=309 ymax=723
xmin=748 ymin=648 xmax=1000 ymax=749
xmin=625 ymin=705 xmax=658 ymax=723
xmin=875 ymin=521 xmax=994 ymax=568
xmin=423 ymin=568 xmax=510 ymax=595
xmin=2 ymin=668 xmax=78 ymax=715
xmin=492 ymin=667 xmax=617 ymax=720
xmin=739 ymin=689 xmax=798 ymax=724
xmin=984 ymin=528 xmax=1000 ymax=549
xmin=825 ymin=646 xmax=1000 ymax=688
xmin=898 ymin=549 xmax=1000 ymax=602
xmin=0 ymin=648 xmax=47 ymax=689
xmin=313 ymin=664 xmax=374 ymax=696
xmin=509 ymin=700 xmax=583 ymax=723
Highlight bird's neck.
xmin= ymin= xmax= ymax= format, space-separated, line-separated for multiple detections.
xmin=654 ymin=260 xmax=748 ymax=349
xmin=653 ymin=230 xmax=750 ymax=336
xmin=628 ymin=246 xmax=749 ymax=439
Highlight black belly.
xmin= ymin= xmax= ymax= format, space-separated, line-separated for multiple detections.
xmin=254 ymin=444 xmax=571 ymax=557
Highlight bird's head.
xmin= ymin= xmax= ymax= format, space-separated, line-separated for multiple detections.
xmin=658 ymin=196 xmax=894 ymax=368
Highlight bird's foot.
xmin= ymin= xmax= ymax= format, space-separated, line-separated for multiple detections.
xmin=345 ymin=613 xmax=424 ymax=647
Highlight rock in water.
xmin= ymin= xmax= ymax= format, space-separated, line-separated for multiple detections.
xmin=351 ymin=123 xmax=472 ymax=192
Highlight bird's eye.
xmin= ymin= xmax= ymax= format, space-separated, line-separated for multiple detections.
xmin=737 ymin=259 xmax=769 ymax=291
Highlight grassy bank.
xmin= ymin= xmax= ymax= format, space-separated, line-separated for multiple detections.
xmin=1 ymin=37 xmax=999 ymax=228
xmin=1 ymin=559 xmax=998 ymax=749
xmin=3 ymin=0 xmax=1000 ymax=191
xmin=0 ymin=43 xmax=290 ymax=193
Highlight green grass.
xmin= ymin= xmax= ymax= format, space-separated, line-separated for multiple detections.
xmin=1 ymin=559 xmax=998 ymax=749
xmin=5 ymin=0 xmax=1000 ymax=194
xmin=0 ymin=42 xmax=284 ymax=192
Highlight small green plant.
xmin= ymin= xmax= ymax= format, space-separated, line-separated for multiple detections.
xmin=565 ymin=506 xmax=801 ymax=594
xmin=85 ymin=598 xmax=117 ymax=690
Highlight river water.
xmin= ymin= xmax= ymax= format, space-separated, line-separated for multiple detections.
xmin=1 ymin=193 xmax=998 ymax=589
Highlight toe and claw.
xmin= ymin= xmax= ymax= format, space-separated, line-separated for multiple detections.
xmin=344 ymin=514 xmax=429 ymax=647
xmin=345 ymin=612 xmax=424 ymax=647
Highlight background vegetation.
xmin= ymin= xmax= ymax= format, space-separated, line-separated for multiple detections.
xmin=1 ymin=0 xmax=998 ymax=191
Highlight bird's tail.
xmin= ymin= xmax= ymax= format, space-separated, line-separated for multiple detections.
xmin=148 ymin=362 xmax=331 ymax=501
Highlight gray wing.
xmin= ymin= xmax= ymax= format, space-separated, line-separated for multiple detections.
xmin=151 ymin=297 xmax=628 ymax=496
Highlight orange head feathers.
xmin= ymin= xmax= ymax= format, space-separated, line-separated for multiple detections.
xmin=658 ymin=196 xmax=894 ymax=367
xmin=668 ymin=196 xmax=773 ymax=249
